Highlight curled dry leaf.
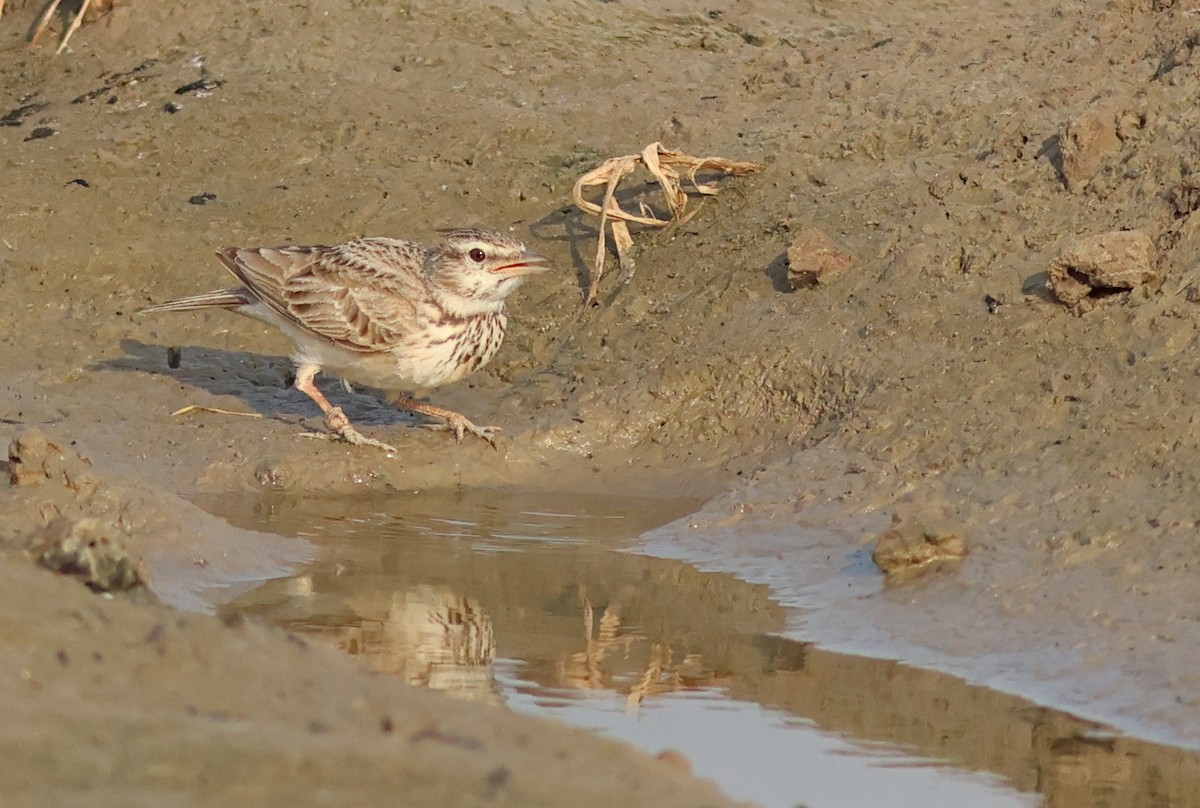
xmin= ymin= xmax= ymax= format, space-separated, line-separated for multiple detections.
xmin=571 ymin=142 xmax=761 ymax=305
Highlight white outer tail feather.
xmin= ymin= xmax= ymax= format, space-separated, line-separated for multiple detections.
xmin=139 ymin=288 xmax=251 ymax=314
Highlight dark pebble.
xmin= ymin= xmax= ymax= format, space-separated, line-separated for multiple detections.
xmin=174 ymin=79 xmax=224 ymax=96
xmin=24 ymin=126 xmax=55 ymax=141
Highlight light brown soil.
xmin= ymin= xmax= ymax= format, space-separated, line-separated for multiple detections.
xmin=5 ymin=0 xmax=1200 ymax=802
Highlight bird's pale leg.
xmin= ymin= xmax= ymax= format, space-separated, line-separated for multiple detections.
xmin=294 ymin=363 xmax=397 ymax=453
xmin=392 ymin=395 xmax=499 ymax=447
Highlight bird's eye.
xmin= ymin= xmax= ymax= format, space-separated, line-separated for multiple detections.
xmin=468 ymin=248 xmax=487 ymax=263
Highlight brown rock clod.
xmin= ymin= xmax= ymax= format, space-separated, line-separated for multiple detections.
xmin=7 ymin=428 xmax=95 ymax=491
xmin=872 ymin=506 xmax=967 ymax=580
xmin=1047 ymin=230 xmax=1161 ymax=311
xmin=27 ymin=517 xmax=146 ymax=593
xmin=1060 ymin=107 xmax=1121 ymax=193
xmin=786 ymin=228 xmax=855 ymax=288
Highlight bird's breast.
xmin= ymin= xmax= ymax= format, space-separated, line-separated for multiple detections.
xmin=403 ymin=311 xmax=507 ymax=389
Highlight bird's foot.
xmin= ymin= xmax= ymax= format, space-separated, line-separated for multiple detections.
xmin=297 ymin=407 xmax=398 ymax=453
xmin=391 ymin=396 xmax=499 ymax=448
xmin=423 ymin=413 xmax=501 ymax=447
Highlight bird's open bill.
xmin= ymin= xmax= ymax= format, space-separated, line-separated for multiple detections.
xmin=490 ymin=251 xmax=551 ymax=278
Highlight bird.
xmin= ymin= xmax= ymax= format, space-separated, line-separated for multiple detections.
xmin=140 ymin=229 xmax=551 ymax=453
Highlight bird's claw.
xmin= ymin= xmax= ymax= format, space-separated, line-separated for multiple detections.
xmin=424 ymin=416 xmax=501 ymax=448
xmin=298 ymin=430 xmax=398 ymax=454
xmin=297 ymin=407 xmax=398 ymax=453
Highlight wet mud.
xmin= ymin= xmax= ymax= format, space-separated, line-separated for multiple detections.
xmin=6 ymin=0 xmax=1200 ymax=804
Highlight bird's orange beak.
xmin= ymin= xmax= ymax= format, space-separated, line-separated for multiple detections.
xmin=491 ymin=251 xmax=551 ymax=278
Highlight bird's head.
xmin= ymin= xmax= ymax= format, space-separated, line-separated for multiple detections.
xmin=427 ymin=229 xmax=550 ymax=313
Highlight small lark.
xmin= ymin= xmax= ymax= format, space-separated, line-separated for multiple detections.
xmin=141 ymin=229 xmax=550 ymax=452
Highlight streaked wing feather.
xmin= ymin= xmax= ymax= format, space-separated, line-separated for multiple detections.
xmin=217 ymin=239 xmax=425 ymax=352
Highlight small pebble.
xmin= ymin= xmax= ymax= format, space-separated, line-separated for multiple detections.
xmin=786 ymin=227 xmax=854 ymax=288
xmin=174 ymin=79 xmax=224 ymax=96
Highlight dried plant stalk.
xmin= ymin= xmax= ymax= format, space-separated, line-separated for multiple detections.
xmin=571 ymin=142 xmax=761 ymax=304
xmin=4 ymin=0 xmax=109 ymax=55
xmin=31 ymin=0 xmax=95 ymax=54
xmin=171 ymin=404 xmax=262 ymax=418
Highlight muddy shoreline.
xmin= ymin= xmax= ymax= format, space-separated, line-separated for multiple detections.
xmin=6 ymin=0 xmax=1200 ymax=803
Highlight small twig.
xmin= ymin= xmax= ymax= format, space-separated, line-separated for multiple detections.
xmin=171 ymin=404 xmax=262 ymax=418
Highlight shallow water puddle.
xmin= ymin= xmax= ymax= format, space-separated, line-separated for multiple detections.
xmin=211 ymin=489 xmax=1196 ymax=808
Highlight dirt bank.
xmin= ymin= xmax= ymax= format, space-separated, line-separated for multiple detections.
xmin=5 ymin=0 xmax=1200 ymax=801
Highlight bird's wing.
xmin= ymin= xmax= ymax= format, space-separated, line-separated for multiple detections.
xmin=216 ymin=238 xmax=426 ymax=352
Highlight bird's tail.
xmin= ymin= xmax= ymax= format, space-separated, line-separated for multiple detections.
xmin=139 ymin=287 xmax=252 ymax=315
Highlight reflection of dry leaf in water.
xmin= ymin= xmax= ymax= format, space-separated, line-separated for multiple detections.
xmin=571 ymin=142 xmax=761 ymax=305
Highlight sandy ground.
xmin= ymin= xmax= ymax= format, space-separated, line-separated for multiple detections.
xmin=6 ymin=0 xmax=1200 ymax=802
